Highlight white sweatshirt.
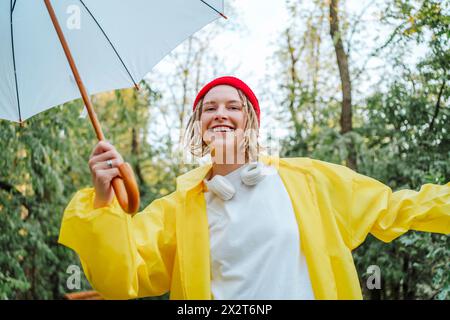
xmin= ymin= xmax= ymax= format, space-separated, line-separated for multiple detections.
xmin=204 ymin=162 xmax=315 ymax=300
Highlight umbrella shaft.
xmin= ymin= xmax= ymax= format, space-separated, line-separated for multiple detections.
xmin=44 ymin=0 xmax=105 ymax=141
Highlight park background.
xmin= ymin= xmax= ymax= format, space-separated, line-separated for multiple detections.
xmin=0 ymin=0 xmax=448 ymax=299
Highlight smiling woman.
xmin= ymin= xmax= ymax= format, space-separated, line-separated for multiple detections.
xmin=57 ymin=75 xmax=450 ymax=300
xmin=184 ymin=77 xmax=261 ymax=169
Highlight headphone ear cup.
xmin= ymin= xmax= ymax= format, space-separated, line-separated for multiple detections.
xmin=204 ymin=175 xmax=236 ymax=201
xmin=241 ymin=162 xmax=265 ymax=186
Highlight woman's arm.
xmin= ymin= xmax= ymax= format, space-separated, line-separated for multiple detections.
xmin=58 ymin=188 xmax=177 ymax=299
xmin=309 ymin=159 xmax=450 ymax=250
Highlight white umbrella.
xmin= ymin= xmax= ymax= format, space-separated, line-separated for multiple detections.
xmin=0 ymin=0 xmax=227 ymax=213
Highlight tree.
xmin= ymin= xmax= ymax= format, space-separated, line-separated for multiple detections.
xmin=329 ymin=0 xmax=356 ymax=170
xmin=269 ymin=0 xmax=449 ymax=299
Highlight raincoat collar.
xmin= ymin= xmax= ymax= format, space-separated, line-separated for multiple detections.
xmin=175 ymin=155 xmax=281 ymax=193
xmin=176 ymin=163 xmax=212 ymax=192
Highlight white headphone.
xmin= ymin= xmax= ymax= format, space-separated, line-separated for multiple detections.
xmin=204 ymin=162 xmax=266 ymax=201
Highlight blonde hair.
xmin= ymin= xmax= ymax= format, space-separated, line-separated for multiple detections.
xmin=183 ymin=89 xmax=261 ymax=162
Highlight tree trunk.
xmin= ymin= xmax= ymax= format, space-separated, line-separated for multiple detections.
xmin=286 ymin=30 xmax=303 ymax=140
xmin=131 ymin=126 xmax=145 ymax=187
xmin=329 ymin=0 xmax=356 ymax=170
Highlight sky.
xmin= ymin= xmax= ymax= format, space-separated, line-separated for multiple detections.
xmin=204 ymin=0 xmax=290 ymax=89
xmin=152 ymin=0 xmax=290 ymax=94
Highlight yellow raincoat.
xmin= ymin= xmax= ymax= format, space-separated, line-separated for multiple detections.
xmin=58 ymin=156 xmax=450 ymax=299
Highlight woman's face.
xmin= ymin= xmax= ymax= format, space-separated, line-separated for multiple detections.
xmin=200 ymin=85 xmax=246 ymax=161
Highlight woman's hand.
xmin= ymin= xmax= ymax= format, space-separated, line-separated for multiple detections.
xmin=88 ymin=141 xmax=124 ymax=209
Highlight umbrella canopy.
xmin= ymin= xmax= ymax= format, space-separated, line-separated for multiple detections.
xmin=0 ymin=0 xmax=225 ymax=122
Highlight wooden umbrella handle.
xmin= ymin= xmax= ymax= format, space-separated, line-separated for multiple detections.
xmin=112 ymin=162 xmax=140 ymax=214
xmin=44 ymin=0 xmax=140 ymax=214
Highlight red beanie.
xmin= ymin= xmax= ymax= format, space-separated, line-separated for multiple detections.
xmin=193 ymin=76 xmax=260 ymax=125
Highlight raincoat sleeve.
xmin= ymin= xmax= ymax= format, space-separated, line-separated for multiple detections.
xmin=310 ymin=160 xmax=450 ymax=250
xmin=58 ymin=187 xmax=177 ymax=299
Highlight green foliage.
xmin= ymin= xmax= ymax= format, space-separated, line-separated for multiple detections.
xmin=280 ymin=0 xmax=449 ymax=299
xmin=0 ymin=100 xmax=93 ymax=299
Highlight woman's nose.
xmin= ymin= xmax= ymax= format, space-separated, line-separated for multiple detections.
xmin=214 ymin=105 xmax=228 ymax=120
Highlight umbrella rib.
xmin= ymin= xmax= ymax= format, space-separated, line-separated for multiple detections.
xmin=10 ymin=0 xmax=22 ymax=122
xmin=199 ymin=0 xmax=228 ymax=19
xmin=78 ymin=0 xmax=140 ymax=90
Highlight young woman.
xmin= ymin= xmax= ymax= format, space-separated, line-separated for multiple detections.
xmin=58 ymin=76 xmax=450 ymax=300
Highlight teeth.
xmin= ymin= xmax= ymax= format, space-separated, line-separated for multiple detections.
xmin=212 ymin=126 xmax=234 ymax=132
